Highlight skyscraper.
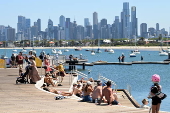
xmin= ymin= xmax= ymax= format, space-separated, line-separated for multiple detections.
xmin=93 ymin=12 xmax=98 ymax=39
xmin=37 ymin=19 xmax=41 ymax=32
xmin=59 ymin=15 xmax=65 ymax=28
xmin=156 ymin=23 xmax=159 ymax=31
xmin=140 ymin=23 xmax=147 ymax=38
xmin=131 ymin=6 xmax=138 ymax=38
xmin=122 ymin=2 xmax=130 ymax=38
xmin=113 ymin=16 xmax=120 ymax=39
xmin=65 ymin=18 xmax=70 ymax=40
xmin=84 ymin=18 xmax=90 ymax=27
xmin=48 ymin=19 xmax=53 ymax=40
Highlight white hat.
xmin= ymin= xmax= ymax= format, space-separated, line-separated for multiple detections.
xmin=87 ymin=81 xmax=92 ymax=85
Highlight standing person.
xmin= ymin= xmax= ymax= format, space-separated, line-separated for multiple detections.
xmin=17 ymin=52 xmax=24 ymax=68
xmin=28 ymin=57 xmax=41 ymax=84
xmin=148 ymin=74 xmax=162 ymax=113
xmin=69 ymin=54 xmax=73 ymax=61
xmin=44 ymin=56 xmax=52 ymax=74
xmin=11 ymin=54 xmax=16 ymax=68
xmin=121 ymin=53 xmax=125 ymax=62
xmin=56 ymin=62 xmax=66 ymax=83
xmin=141 ymin=56 xmax=143 ymax=61
xmin=118 ymin=56 xmax=121 ymax=63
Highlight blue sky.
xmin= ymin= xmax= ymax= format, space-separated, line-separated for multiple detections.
xmin=0 ymin=0 xmax=170 ymax=32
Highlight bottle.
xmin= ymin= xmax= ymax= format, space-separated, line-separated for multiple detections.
xmin=95 ymin=99 xmax=98 ymax=104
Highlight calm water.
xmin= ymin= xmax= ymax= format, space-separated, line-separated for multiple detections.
xmin=1 ymin=48 xmax=169 ymax=112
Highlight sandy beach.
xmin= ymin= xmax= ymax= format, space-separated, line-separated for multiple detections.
xmin=0 ymin=46 xmax=167 ymax=51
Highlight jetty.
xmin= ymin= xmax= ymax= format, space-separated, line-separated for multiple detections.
xmin=0 ymin=68 xmax=168 ymax=113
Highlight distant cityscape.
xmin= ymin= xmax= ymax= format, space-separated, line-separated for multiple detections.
xmin=0 ymin=2 xmax=169 ymax=42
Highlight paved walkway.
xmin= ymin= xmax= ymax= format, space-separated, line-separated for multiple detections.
xmin=0 ymin=68 xmax=168 ymax=113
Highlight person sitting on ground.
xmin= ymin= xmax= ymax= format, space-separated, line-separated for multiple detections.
xmin=99 ymin=81 xmax=120 ymax=105
xmin=78 ymin=77 xmax=94 ymax=83
xmin=73 ymin=84 xmax=82 ymax=97
xmin=44 ymin=73 xmax=56 ymax=87
xmin=140 ymin=99 xmax=150 ymax=109
xmin=91 ymin=81 xmax=103 ymax=103
xmin=82 ymin=81 xmax=93 ymax=102
xmin=42 ymin=85 xmax=72 ymax=96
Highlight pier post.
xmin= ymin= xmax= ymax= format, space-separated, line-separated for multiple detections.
xmin=82 ymin=63 xmax=85 ymax=70
xmin=168 ymin=53 xmax=170 ymax=59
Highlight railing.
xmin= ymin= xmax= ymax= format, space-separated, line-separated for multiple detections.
xmin=98 ymin=74 xmax=117 ymax=93
xmin=127 ymin=84 xmax=132 ymax=96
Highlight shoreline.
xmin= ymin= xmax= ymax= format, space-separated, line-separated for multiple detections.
xmin=0 ymin=46 xmax=167 ymax=51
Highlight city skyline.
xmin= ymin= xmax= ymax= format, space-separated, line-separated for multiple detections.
xmin=0 ymin=0 xmax=170 ymax=32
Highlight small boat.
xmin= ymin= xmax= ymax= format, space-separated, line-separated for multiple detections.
xmin=12 ymin=49 xmax=17 ymax=52
xmin=57 ymin=50 xmax=62 ymax=54
xmin=51 ymin=49 xmax=57 ymax=54
xmin=132 ymin=49 xmax=140 ymax=54
xmin=85 ymin=49 xmax=90 ymax=51
xmin=159 ymin=51 xmax=168 ymax=56
xmin=108 ymin=49 xmax=114 ymax=54
xmin=21 ymin=49 xmax=27 ymax=53
xmin=166 ymin=47 xmax=170 ymax=53
xmin=91 ymin=51 xmax=95 ymax=55
xmin=75 ymin=47 xmax=82 ymax=51
xmin=130 ymin=52 xmax=136 ymax=57
xmin=64 ymin=49 xmax=69 ymax=52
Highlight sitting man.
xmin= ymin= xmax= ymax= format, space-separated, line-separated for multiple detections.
xmin=99 ymin=81 xmax=120 ymax=105
xmin=44 ymin=73 xmax=56 ymax=87
xmin=91 ymin=81 xmax=103 ymax=103
xmin=73 ymin=84 xmax=82 ymax=97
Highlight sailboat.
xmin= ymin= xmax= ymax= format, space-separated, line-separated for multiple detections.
xmin=57 ymin=50 xmax=62 ymax=54
xmin=159 ymin=49 xmax=168 ymax=56
xmin=21 ymin=48 xmax=27 ymax=53
xmin=108 ymin=49 xmax=114 ymax=54
xmin=64 ymin=48 xmax=69 ymax=52
xmin=131 ymin=31 xmax=140 ymax=54
xmin=91 ymin=51 xmax=95 ymax=55
xmin=96 ymin=39 xmax=102 ymax=53
xmin=51 ymin=49 xmax=57 ymax=54
xmin=130 ymin=52 xmax=136 ymax=57
xmin=12 ymin=48 xmax=17 ymax=52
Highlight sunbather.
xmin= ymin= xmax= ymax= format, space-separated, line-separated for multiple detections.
xmin=44 ymin=73 xmax=56 ymax=87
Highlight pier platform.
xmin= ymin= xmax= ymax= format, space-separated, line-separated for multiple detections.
xmin=0 ymin=68 xmax=168 ymax=113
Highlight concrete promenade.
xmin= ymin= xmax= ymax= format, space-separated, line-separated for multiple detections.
xmin=0 ymin=68 xmax=168 ymax=113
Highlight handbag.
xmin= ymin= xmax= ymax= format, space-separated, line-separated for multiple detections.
xmin=157 ymin=92 xmax=167 ymax=100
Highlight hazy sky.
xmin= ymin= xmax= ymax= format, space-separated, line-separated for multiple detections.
xmin=0 ymin=0 xmax=170 ymax=32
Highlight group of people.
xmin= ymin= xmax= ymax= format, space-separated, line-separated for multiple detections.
xmin=118 ymin=53 xmax=125 ymax=62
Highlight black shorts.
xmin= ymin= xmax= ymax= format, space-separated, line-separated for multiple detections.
xmin=108 ymin=100 xmax=119 ymax=105
xmin=58 ymin=72 xmax=65 ymax=77
xmin=152 ymin=96 xmax=162 ymax=105
xmin=76 ymin=94 xmax=81 ymax=97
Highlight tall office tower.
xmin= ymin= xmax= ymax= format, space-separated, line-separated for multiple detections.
xmin=113 ymin=16 xmax=120 ymax=39
xmin=156 ymin=23 xmax=159 ymax=31
xmin=93 ymin=12 xmax=98 ymax=39
xmin=131 ymin=6 xmax=138 ymax=38
xmin=37 ymin=19 xmax=41 ymax=32
xmin=59 ymin=15 xmax=65 ymax=28
xmin=6 ymin=27 xmax=16 ymax=41
xmin=77 ymin=25 xmax=84 ymax=40
xmin=17 ymin=15 xmax=26 ymax=32
xmin=148 ymin=27 xmax=155 ymax=37
xmin=140 ymin=23 xmax=147 ymax=38
xmin=53 ymin=26 xmax=58 ymax=40
xmin=100 ymin=19 xmax=107 ymax=39
xmin=84 ymin=18 xmax=90 ymax=38
xmin=25 ymin=19 xmax=31 ymax=28
xmin=65 ymin=18 xmax=70 ymax=40
xmin=86 ymin=25 xmax=92 ymax=38
xmin=122 ymin=2 xmax=130 ymax=38
xmin=48 ymin=19 xmax=53 ymax=40
xmin=84 ymin=18 xmax=90 ymax=27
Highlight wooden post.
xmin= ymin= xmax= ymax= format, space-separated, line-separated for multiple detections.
xmin=82 ymin=63 xmax=85 ymax=70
